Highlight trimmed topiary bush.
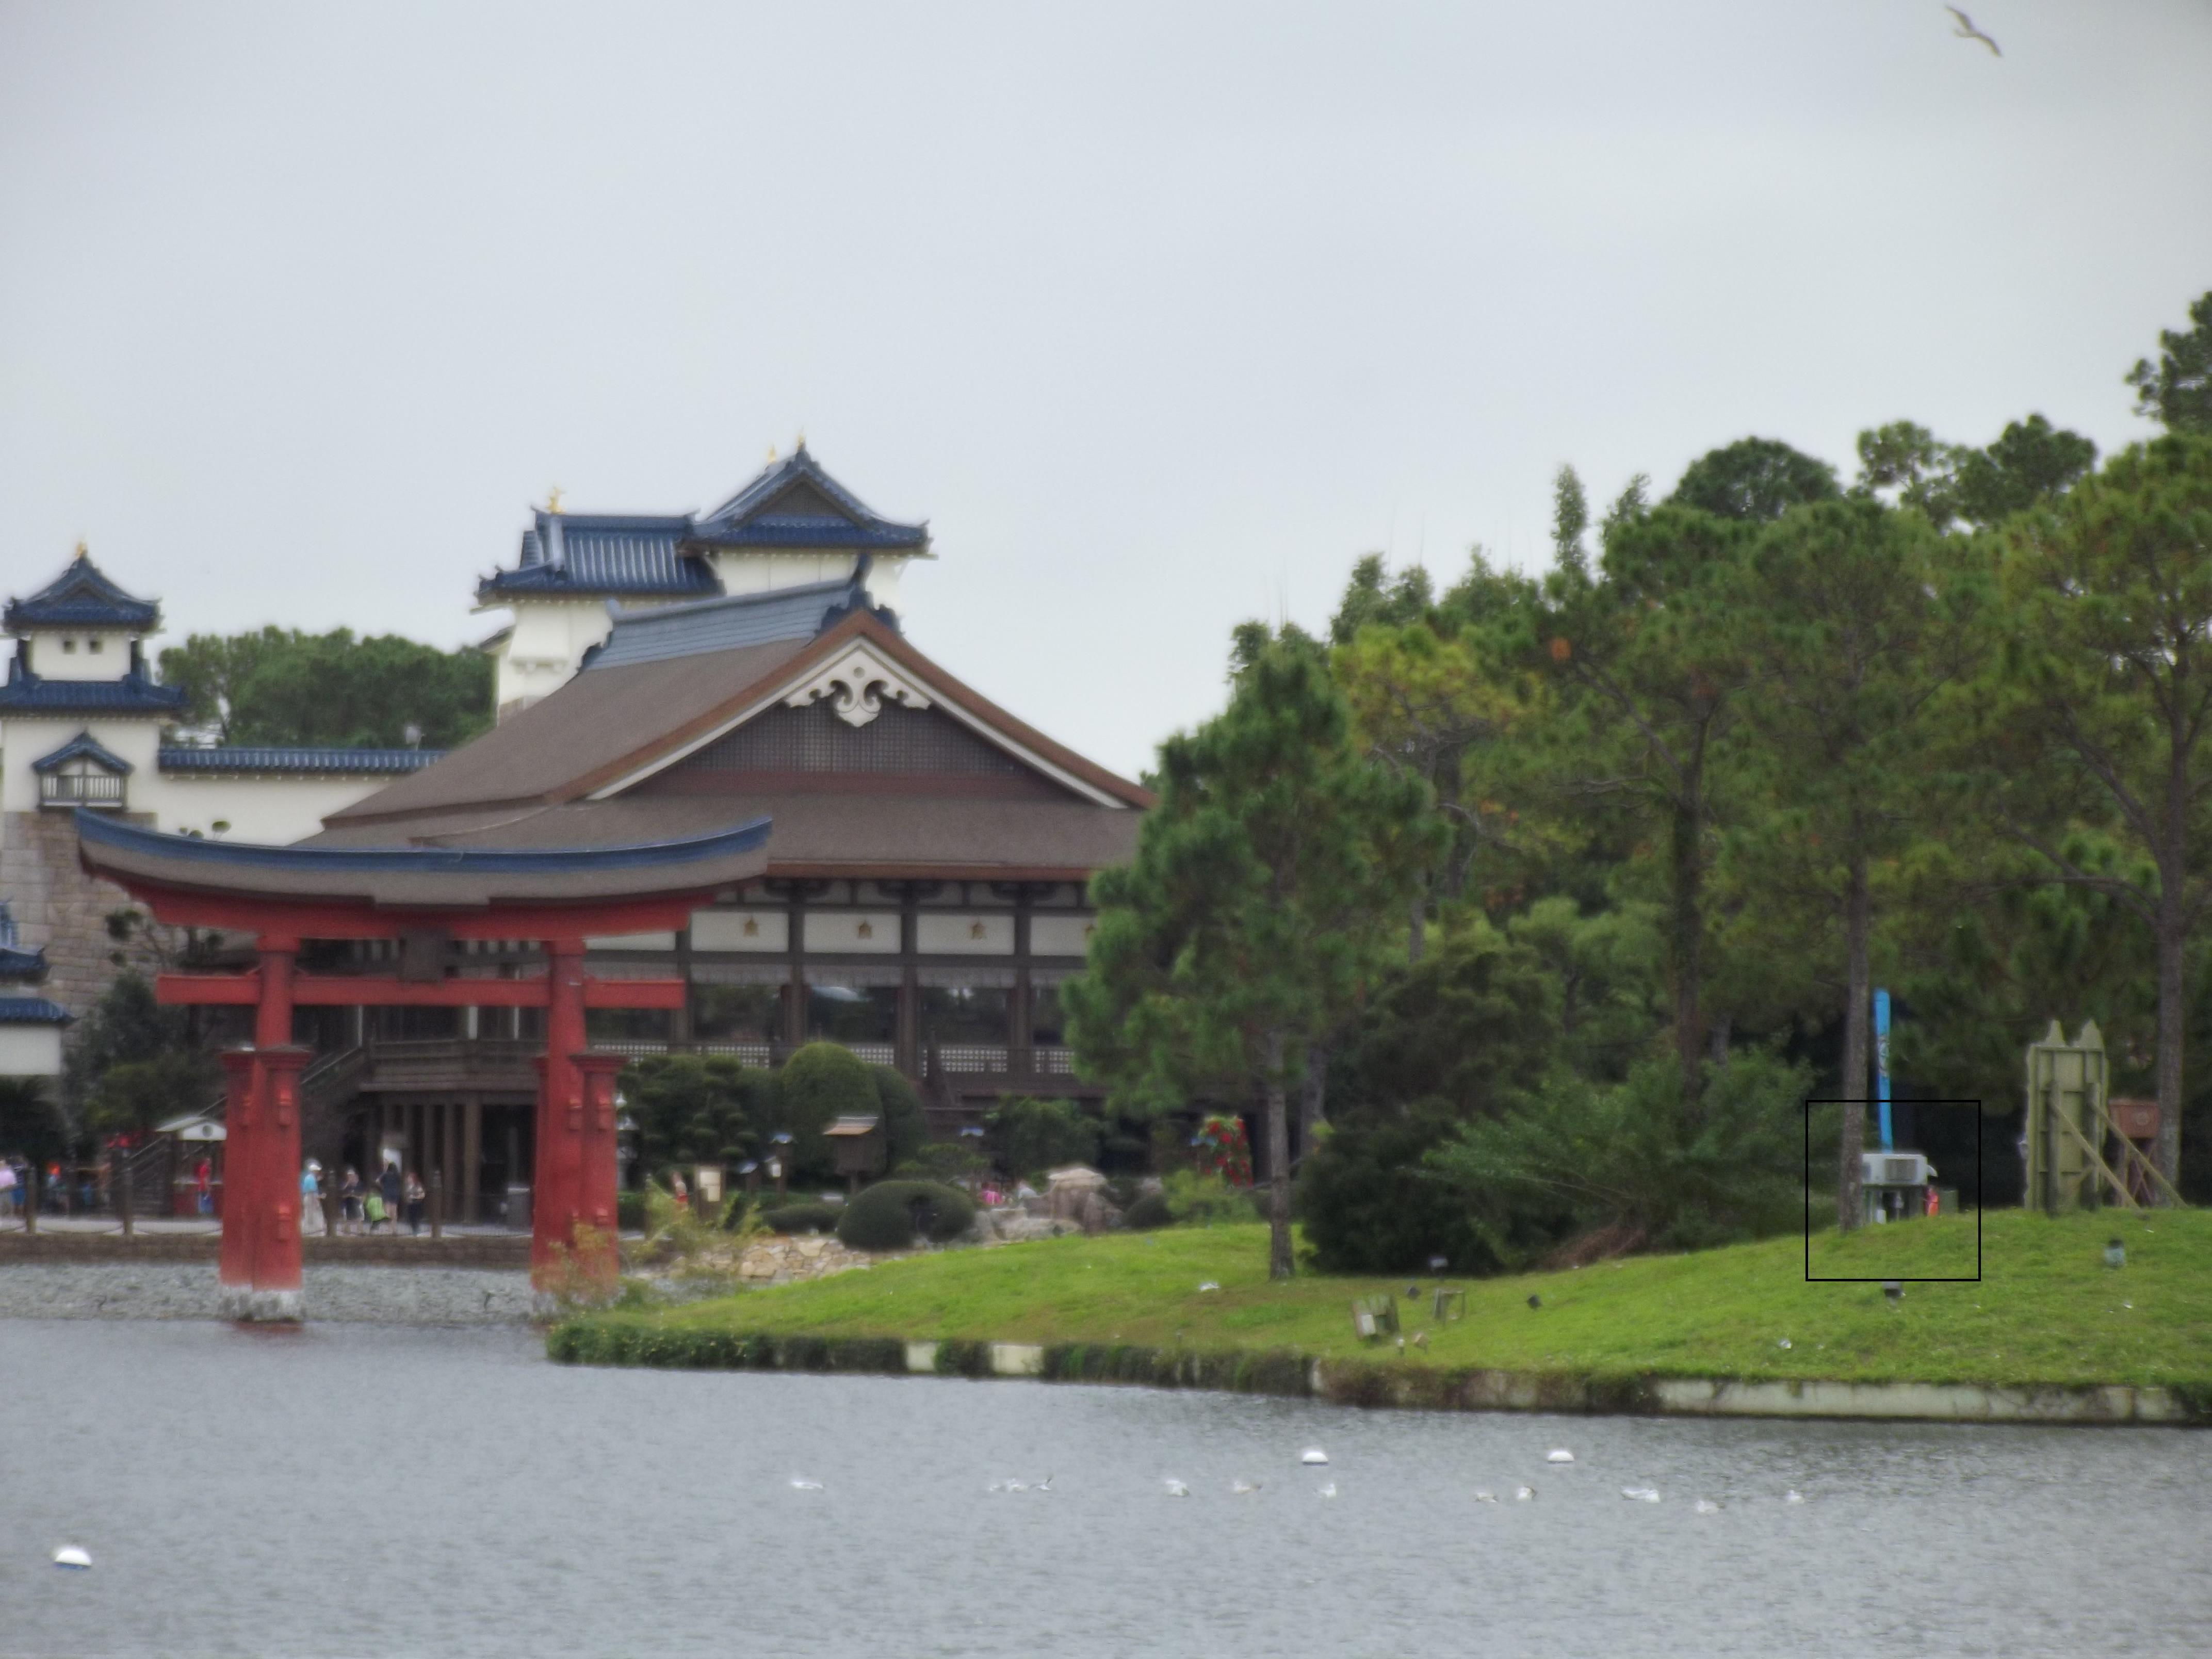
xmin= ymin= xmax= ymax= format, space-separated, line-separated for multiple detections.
xmin=869 ymin=1064 xmax=930 ymax=1170
xmin=1122 ymin=1190 xmax=1174 ymax=1230
xmin=835 ymin=1179 xmax=977 ymax=1251
xmin=776 ymin=1042 xmax=879 ymax=1180
xmin=759 ymin=1200 xmax=843 ymax=1235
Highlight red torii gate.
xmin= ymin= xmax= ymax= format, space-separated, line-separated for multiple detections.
xmin=77 ymin=809 xmax=772 ymax=1319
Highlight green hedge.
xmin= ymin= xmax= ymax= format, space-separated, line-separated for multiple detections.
xmin=616 ymin=1191 xmax=647 ymax=1233
xmin=759 ymin=1201 xmax=842 ymax=1235
xmin=835 ymin=1180 xmax=977 ymax=1251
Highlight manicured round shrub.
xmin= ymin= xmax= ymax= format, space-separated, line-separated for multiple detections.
xmin=1122 ymin=1190 xmax=1174 ymax=1231
xmin=760 ymin=1201 xmax=842 ymax=1235
xmin=835 ymin=1180 xmax=976 ymax=1251
xmin=776 ymin=1043 xmax=879 ymax=1180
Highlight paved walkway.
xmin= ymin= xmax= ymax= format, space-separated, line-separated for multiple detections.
xmin=0 ymin=1215 xmax=519 ymax=1238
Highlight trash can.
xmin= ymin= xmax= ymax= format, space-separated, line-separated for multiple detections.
xmin=503 ymin=1184 xmax=531 ymax=1231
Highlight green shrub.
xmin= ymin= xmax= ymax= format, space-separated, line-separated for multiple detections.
xmin=622 ymin=1053 xmax=765 ymax=1175
xmin=835 ymin=1180 xmax=977 ymax=1251
xmin=616 ymin=1190 xmax=647 ymax=1233
xmin=776 ymin=1043 xmax=879 ymax=1180
xmin=1297 ymin=1106 xmax=1505 ymax=1275
xmin=869 ymin=1065 xmax=930 ymax=1169
xmin=1122 ymin=1190 xmax=1174 ymax=1230
xmin=759 ymin=1200 xmax=842 ymax=1235
xmin=895 ymin=1141 xmax=989 ymax=1186
xmin=986 ymin=1096 xmax=1100 ymax=1180
xmin=1162 ymin=1169 xmax=1258 ymax=1226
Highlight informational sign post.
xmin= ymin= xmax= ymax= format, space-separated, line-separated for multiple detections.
xmin=1874 ymin=988 xmax=1893 ymax=1152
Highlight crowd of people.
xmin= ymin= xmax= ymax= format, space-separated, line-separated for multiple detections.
xmin=0 ymin=1148 xmax=435 ymax=1234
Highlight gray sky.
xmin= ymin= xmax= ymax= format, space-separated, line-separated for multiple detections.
xmin=4 ymin=1 xmax=2209 ymax=780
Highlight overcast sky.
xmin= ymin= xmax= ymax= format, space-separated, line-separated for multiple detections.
xmin=4 ymin=1 xmax=2209 ymax=780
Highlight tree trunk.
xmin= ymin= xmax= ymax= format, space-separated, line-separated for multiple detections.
xmin=1263 ymin=1028 xmax=1294 ymax=1281
xmin=1298 ymin=1045 xmax=1328 ymax=1151
xmin=2155 ymin=861 xmax=2185 ymax=1198
xmin=1836 ymin=852 xmax=1871 ymax=1233
xmin=1670 ymin=796 xmax=1705 ymax=1099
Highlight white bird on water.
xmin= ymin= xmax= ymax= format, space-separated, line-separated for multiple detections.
xmin=1785 ymin=1490 xmax=1807 ymax=1505
xmin=53 ymin=1546 xmax=92 ymax=1570
xmin=1163 ymin=1478 xmax=1191 ymax=1497
xmin=1515 ymin=1485 xmax=1536 ymax=1502
xmin=1474 ymin=1490 xmax=1499 ymax=1503
xmin=1230 ymin=1479 xmax=1262 ymax=1495
xmin=1318 ymin=1482 xmax=1338 ymax=1499
xmin=1036 ymin=1475 xmax=1054 ymax=1493
xmin=1621 ymin=1486 xmax=1661 ymax=1503
xmin=789 ymin=1477 xmax=824 ymax=1492
xmin=1693 ymin=1500 xmax=1721 ymax=1515
xmin=1546 ymin=1449 xmax=1575 ymax=1464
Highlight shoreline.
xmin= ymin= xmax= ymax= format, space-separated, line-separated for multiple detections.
xmin=543 ymin=1322 xmax=2207 ymax=1427
xmin=0 ymin=1260 xmax=536 ymax=1325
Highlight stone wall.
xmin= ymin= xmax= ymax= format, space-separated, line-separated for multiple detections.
xmin=0 ymin=809 xmax=176 ymax=1017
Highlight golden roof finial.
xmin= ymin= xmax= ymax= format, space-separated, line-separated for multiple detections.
xmin=545 ymin=485 xmax=564 ymax=514
xmin=766 ymin=444 xmax=777 ymax=464
xmin=794 ymin=429 xmax=806 ymax=451
xmin=73 ymin=538 xmax=87 ymax=559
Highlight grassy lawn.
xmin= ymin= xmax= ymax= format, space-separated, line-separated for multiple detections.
xmin=610 ymin=1209 xmax=2212 ymax=1390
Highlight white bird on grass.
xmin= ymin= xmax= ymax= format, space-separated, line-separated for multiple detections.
xmin=1946 ymin=6 xmax=2001 ymax=56
xmin=1163 ymin=1478 xmax=1191 ymax=1497
xmin=788 ymin=1477 xmax=824 ymax=1492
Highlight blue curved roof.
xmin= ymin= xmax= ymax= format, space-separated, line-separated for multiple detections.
xmin=75 ymin=805 xmax=772 ymax=878
xmin=0 ymin=944 xmax=47 ymax=983
xmin=0 ymin=663 xmax=184 ymax=715
xmin=689 ymin=446 xmax=928 ymax=550
xmin=157 ymin=746 xmax=445 ymax=775
xmin=0 ymin=997 xmax=71 ymax=1025
xmin=6 ymin=552 xmax=160 ymax=631
xmin=476 ymin=448 xmax=926 ymax=606
xmin=31 ymin=730 xmax=133 ymax=775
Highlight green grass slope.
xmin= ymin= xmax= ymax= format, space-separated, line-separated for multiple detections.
xmin=606 ymin=1210 xmax=2212 ymax=1390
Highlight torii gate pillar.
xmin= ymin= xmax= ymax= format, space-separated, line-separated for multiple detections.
xmin=219 ymin=938 xmax=310 ymax=1321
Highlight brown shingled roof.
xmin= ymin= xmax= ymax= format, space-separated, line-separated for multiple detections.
xmin=326 ymin=612 xmax=1151 ymax=832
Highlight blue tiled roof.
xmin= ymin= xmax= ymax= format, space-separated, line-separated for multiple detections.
xmin=476 ymin=449 xmax=926 ymax=606
xmin=157 ymin=745 xmax=445 ymax=775
xmin=476 ymin=514 xmax=718 ymax=603
xmin=0 ymin=662 xmax=184 ymax=714
xmin=76 ymin=805 xmax=773 ymax=879
xmin=586 ymin=578 xmax=893 ymax=671
xmin=0 ymin=997 xmax=70 ymax=1026
xmin=31 ymin=730 xmax=133 ymax=775
xmin=5 ymin=552 xmax=160 ymax=631
xmin=690 ymin=446 xmax=928 ymax=550
xmin=0 ymin=945 xmax=47 ymax=983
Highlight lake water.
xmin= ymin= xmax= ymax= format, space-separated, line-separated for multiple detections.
xmin=4 ymin=1319 xmax=2207 ymax=1657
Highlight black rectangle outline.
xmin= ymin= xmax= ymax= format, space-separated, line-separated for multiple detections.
xmin=1803 ymin=1098 xmax=1983 ymax=1282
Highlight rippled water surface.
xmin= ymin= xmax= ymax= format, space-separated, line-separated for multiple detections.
xmin=4 ymin=1319 xmax=2208 ymax=1657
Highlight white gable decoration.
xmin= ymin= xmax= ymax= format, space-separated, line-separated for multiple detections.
xmin=783 ymin=641 xmax=932 ymax=729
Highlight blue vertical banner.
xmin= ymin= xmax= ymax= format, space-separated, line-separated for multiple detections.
xmin=1874 ymin=988 xmax=1893 ymax=1151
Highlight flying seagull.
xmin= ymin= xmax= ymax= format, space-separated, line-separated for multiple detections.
xmin=1946 ymin=7 xmax=2000 ymax=56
